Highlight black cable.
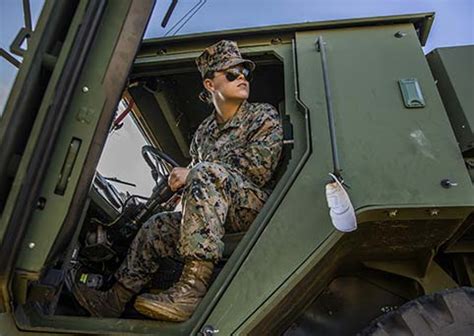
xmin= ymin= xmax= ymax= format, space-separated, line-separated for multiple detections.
xmin=164 ymin=0 xmax=201 ymax=36
xmin=161 ymin=0 xmax=178 ymax=28
xmin=164 ymin=0 xmax=203 ymax=36
xmin=172 ymin=0 xmax=207 ymax=36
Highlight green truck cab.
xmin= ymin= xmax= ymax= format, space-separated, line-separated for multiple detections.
xmin=0 ymin=1 xmax=473 ymax=335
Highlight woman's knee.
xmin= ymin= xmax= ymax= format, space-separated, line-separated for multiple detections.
xmin=139 ymin=212 xmax=180 ymax=238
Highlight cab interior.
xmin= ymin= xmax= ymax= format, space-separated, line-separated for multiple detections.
xmin=22 ymin=49 xmax=292 ymax=326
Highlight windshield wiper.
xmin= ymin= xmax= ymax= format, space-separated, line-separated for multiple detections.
xmin=104 ymin=176 xmax=137 ymax=188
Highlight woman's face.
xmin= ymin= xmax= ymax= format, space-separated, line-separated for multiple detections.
xmin=204 ymin=65 xmax=251 ymax=102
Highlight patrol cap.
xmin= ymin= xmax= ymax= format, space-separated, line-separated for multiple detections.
xmin=195 ymin=40 xmax=255 ymax=78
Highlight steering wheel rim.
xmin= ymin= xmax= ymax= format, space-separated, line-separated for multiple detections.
xmin=142 ymin=145 xmax=180 ymax=167
xmin=141 ymin=145 xmax=179 ymax=184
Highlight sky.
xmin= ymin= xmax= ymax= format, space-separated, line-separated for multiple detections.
xmin=145 ymin=0 xmax=474 ymax=52
xmin=1 ymin=0 xmax=473 ymax=115
xmin=0 ymin=0 xmax=473 ymax=196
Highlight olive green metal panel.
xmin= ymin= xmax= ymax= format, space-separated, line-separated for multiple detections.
xmin=427 ymin=45 xmax=474 ymax=154
xmin=203 ymin=40 xmax=336 ymax=334
xmin=14 ymin=0 xmax=154 ymax=273
xmin=0 ymin=0 xmax=69 ymax=250
xmin=0 ymin=312 xmax=68 ymax=336
xmin=5 ymin=0 xmax=90 ymax=276
xmin=191 ymin=41 xmax=318 ymax=335
xmin=2 ymin=11 xmax=467 ymax=335
xmin=141 ymin=12 xmax=434 ymax=48
xmin=311 ymin=24 xmax=472 ymax=211
xmin=204 ymin=24 xmax=473 ymax=334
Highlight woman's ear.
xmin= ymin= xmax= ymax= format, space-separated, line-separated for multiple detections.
xmin=203 ymin=78 xmax=214 ymax=92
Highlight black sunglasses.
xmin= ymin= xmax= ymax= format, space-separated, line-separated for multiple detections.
xmin=224 ymin=67 xmax=253 ymax=82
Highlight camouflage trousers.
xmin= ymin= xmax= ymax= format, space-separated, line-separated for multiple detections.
xmin=115 ymin=162 xmax=267 ymax=293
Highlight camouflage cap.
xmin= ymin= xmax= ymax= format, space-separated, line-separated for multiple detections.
xmin=195 ymin=40 xmax=255 ymax=78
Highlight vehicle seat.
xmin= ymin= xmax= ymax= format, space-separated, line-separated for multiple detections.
xmin=222 ymin=112 xmax=293 ymax=259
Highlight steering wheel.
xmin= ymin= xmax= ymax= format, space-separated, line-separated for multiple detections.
xmin=141 ymin=145 xmax=182 ymax=208
xmin=141 ymin=145 xmax=179 ymax=184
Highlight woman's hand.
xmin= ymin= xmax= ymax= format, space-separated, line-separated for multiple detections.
xmin=168 ymin=167 xmax=190 ymax=192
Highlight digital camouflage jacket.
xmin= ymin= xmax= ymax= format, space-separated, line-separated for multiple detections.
xmin=189 ymin=100 xmax=283 ymax=193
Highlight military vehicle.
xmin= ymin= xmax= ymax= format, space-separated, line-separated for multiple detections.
xmin=1 ymin=0 xmax=473 ymax=335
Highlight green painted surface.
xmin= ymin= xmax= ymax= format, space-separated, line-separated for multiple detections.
xmin=0 ymin=313 xmax=51 ymax=336
xmin=235 ymin=231 xmax=343 ymax=334
xmin=2 ymin=7 xmax=471 ymax=335
xmin=427 ymin=45 xmax=474 ymax=153
xmin=142 ymin=12 xmax=434 ymax=47
xmin=204 ymin=24 xmax=473 ymax=334
xmin=0 ymin=0 xmax=58 ymax=247
xmin=204 ymin=34 xmax=335 ymax=334
xmin=15 ymin=0 xmax=140 ymax=273
xmin=307 ymin=24 xmax=473 ymax=209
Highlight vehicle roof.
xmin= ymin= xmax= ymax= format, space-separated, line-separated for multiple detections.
xmin=141 ymin=12 xmax=434 ymax=48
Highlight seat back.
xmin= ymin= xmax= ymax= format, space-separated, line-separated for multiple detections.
xmin=222 ymin=112 xmax=293 ymax=259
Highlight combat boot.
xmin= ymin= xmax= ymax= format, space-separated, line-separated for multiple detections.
xmin=134 ymin=259 xmax=214 ymax=321
xmin=73 ymin=281 xmax=135 ymax=318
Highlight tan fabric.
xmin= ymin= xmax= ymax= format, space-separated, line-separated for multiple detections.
xmin=133 ymin=260 xmax=214 ymax=321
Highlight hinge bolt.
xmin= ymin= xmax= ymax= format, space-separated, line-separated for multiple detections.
xmin=36 ymin=197 xmax=46 ymax=210
xmin=28 ymin=242 xmax=35 ymax=249
xmin=429 ymin=209 xmax=440 ymax=216
xmin=201 ymin=325 xmax=220 ymax=335
xmin=82 ymin=86 xmax=89 ymax=93
xmin=271 ymin=37 xmax=282 ymax=45
xmin=388 ymin=209 xmax=398 ymax=218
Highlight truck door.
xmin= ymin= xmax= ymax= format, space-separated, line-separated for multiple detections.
xmin=0 ymin=0 xmax=155 ymax=318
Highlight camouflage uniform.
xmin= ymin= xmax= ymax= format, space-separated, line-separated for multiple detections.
xmin=115 ymin=41 xmax=283 ymax=293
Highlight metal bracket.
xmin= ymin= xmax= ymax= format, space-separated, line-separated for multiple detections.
xmin=0 ymin=48 xmax=21 ymax=68
xmin=10 ymin=27 xmax=33 ymax=58
xmin=1 ymin=0 xmax=32 ymax=65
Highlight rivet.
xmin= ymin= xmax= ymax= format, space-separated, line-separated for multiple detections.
xmin=82 ymin=86 xmax=89 ymax=93
xmin=271 ymin=37 xmax=282 ymax=45
xmin=394 ymin=31 xmax=407 ymax=38
xmin=388 ymin=210 xmax=398 ymax=218
xmin=441 ymin=179 xmax=458 ymax=189
xmin=429 ymin=209 xmax=440 ymax=216
xmin=28 ymin=242 xmax=35 ymax=249
xmin=36 ymin=197 xmax=46 ymax=210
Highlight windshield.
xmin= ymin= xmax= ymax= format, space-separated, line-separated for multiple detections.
xmin=96 ymin=100 xmax=155 ymax=197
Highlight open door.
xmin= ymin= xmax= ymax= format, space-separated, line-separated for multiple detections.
xmin=0 ymin=0 xmax=155 ymax=327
